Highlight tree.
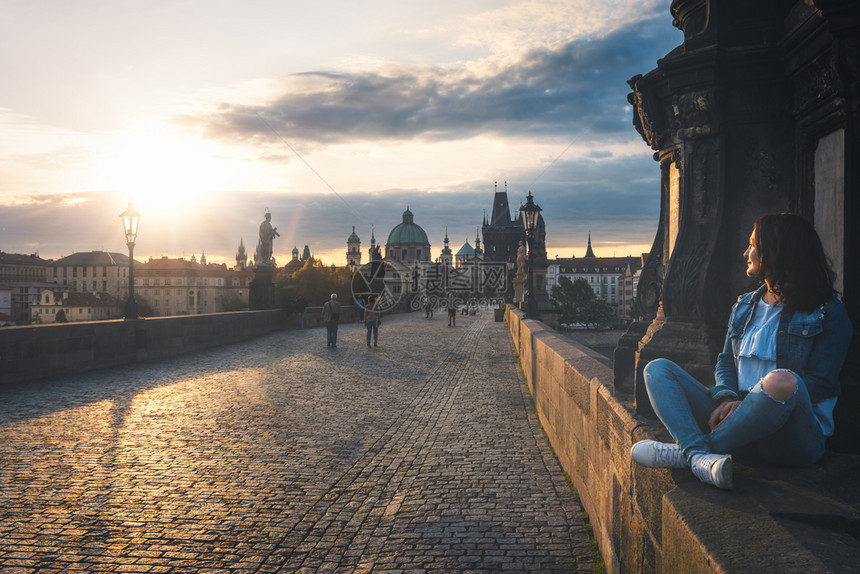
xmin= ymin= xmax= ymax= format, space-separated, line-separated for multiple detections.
xmin=119 ymin=294 xmax=155 ymax=318
xmin=55 ymin=309 xmax=68 ymax=323
xmin=581 ymin=298 xmax=616 ymax=329
xmin=551 ymin=276 xmax=616 ymax=329
xmin=276 ymin=257 xmax=352 ymax=308
xmin=219 ymin=292 xmax=246 ymax=312
xmin=550 ymin=277 xmax=595 ymax=325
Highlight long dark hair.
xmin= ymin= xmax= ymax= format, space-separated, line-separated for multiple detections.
xmin=753 ymin=213 xmax=838 ymax=311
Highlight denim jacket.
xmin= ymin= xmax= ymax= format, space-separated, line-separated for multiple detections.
xmin=712 ymin=285 xmax=853 ymax=404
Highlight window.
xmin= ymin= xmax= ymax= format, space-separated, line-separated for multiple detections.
xmin=165 ymin=289 xmax=170 ymax=295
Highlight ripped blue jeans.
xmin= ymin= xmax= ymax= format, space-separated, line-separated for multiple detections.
xmin=643 ymin=359 xmax=825 ymax=466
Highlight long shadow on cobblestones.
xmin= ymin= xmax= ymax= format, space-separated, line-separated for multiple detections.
xmin=0 ymin=312 xmax=594 ymax=573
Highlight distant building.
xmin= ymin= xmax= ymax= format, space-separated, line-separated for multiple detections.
xmin=135 ymin=256 xmax=252 ymax=316
xmin=439 ymin=228 xmax=453 ymax=267
xmin=47 ymin=251 xmax=132 ymax=301
xmin=481 ymin=182 xmax=524 ymax=267
xmin=0 ymin=251 xmax=51 ymax=324
xmin=282 ymin=246 xmax=304 ymax=277
xmin=31 ymin=289 xmax=119 ymax=324
xmin=481 ymin=182 xmax=525 ymax=301
xmin=235 ymin=238 xmax=248 ymax=270
xmin=547 ymin=235 xmax=645 ymax=321
xmin=346 ymin=226 xmax=362 ymax=268
xmin=385 ymin=207 xmax=431 ymax=265
xmin=0 ymin=284 xmax=13 ymax=326
xmin=455 ymin=238 xmax=477 ymax=268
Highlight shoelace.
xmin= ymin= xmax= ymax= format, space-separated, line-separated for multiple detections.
xmin=654 ymin=443 xmax=684 ymax=467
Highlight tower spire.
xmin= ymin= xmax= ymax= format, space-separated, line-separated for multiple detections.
xmin=584 ymin=232 xmax=596 ymax=258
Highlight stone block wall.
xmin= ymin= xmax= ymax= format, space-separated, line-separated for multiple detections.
xmin=0 ymin=306 xmax=359 ymax=386
xmin=505 ymin=306 xmax=852 ymax=573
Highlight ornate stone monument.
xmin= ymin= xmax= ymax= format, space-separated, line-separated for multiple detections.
xmin=615 ymin=1 xmax=859 ymax=450
xmin=250 ymin=210 xmax=279 ymax=310
xmin=513 ymin=243 xmax=527 ymax=306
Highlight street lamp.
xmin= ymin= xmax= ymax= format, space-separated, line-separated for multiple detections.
xmin=520 ymin=191 xmax=542 ymax=320
xmin=120 ymin=202 xmax=140 ymax=320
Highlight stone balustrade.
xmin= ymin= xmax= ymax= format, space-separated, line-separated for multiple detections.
xmin=506 ymin=306 xmax=859 ymax=573
xmin=0 ymin=305 xmax=360 ymax=386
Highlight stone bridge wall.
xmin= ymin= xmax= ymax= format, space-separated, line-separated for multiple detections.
xmin=506 ymin=306 xmax=857 ymax=573
xmin=0 ymin=305 xmax=360 ymax=386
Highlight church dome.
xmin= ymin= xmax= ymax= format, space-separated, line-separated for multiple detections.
xmin=347 ymin=226 xmax=360 ymax=244
xmin=387 ymin=208 xmax=429 ymax=245
xmin=456 ymin=240 xmax=475 ymax=256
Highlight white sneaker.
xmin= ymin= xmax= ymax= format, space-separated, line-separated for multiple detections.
xmin=631 ymin=440 xmax=687 ymax=469
xmin=691 ymin=454 xmax=733 ymax=489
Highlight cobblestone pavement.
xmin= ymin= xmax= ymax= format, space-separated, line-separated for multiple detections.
xmin=0 ymin=312 xmax=595 ymax=573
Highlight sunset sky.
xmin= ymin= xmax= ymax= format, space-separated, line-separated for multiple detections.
xmin=0 ymin=0 xmax=682 ymax=266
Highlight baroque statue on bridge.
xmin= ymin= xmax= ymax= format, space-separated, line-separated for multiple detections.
xmin=255 ymin=210 xmax=280 ymax=266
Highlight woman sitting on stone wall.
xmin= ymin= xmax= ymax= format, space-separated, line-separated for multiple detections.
xmin=632 ymin=213 xmax=853 ymax=489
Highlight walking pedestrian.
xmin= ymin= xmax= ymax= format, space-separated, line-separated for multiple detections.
xmin=322 ymin=293 xmax=342 ymax=348
xmin=424 ymin=297 xmax=433 ymax=319
xmin=447 ymin=296 xmax=457 ymax=327
xmin=364 ymin=297 xmax=381 ymax=347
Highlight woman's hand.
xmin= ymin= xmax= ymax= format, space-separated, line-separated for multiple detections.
xmin=709 ymin=400 xmax=742 ymax=431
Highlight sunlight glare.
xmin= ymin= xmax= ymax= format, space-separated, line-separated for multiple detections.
xmin=103 ymin=121 xmax=235 ymax=219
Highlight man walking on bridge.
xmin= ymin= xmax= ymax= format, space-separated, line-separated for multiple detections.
xmin=364 ymin=296 xmax=381 ymax=347
xmin=322 ymin=293 xmax=341 ymax=347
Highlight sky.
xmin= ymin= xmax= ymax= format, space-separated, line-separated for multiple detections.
xmin=0 ymin=0 xmax=683 ymax=267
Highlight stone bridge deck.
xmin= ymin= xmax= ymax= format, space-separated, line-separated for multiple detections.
xmin=0 ymin=312 xmax=595 ymax=573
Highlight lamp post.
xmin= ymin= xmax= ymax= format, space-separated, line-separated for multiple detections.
xmin=520 ymin=191 xmax=542 ymax=320
xmin=120 ymin=202 xmax=140 ymax=320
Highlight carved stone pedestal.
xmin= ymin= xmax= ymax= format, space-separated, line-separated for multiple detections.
xmin=250 ymin=265 xmax=275 ymax=310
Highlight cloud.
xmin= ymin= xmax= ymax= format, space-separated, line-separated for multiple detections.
xmin=1 ymin=146 xmax=660 ymax=264
xmin=174 ymin=14 xmax=678 ymax=149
